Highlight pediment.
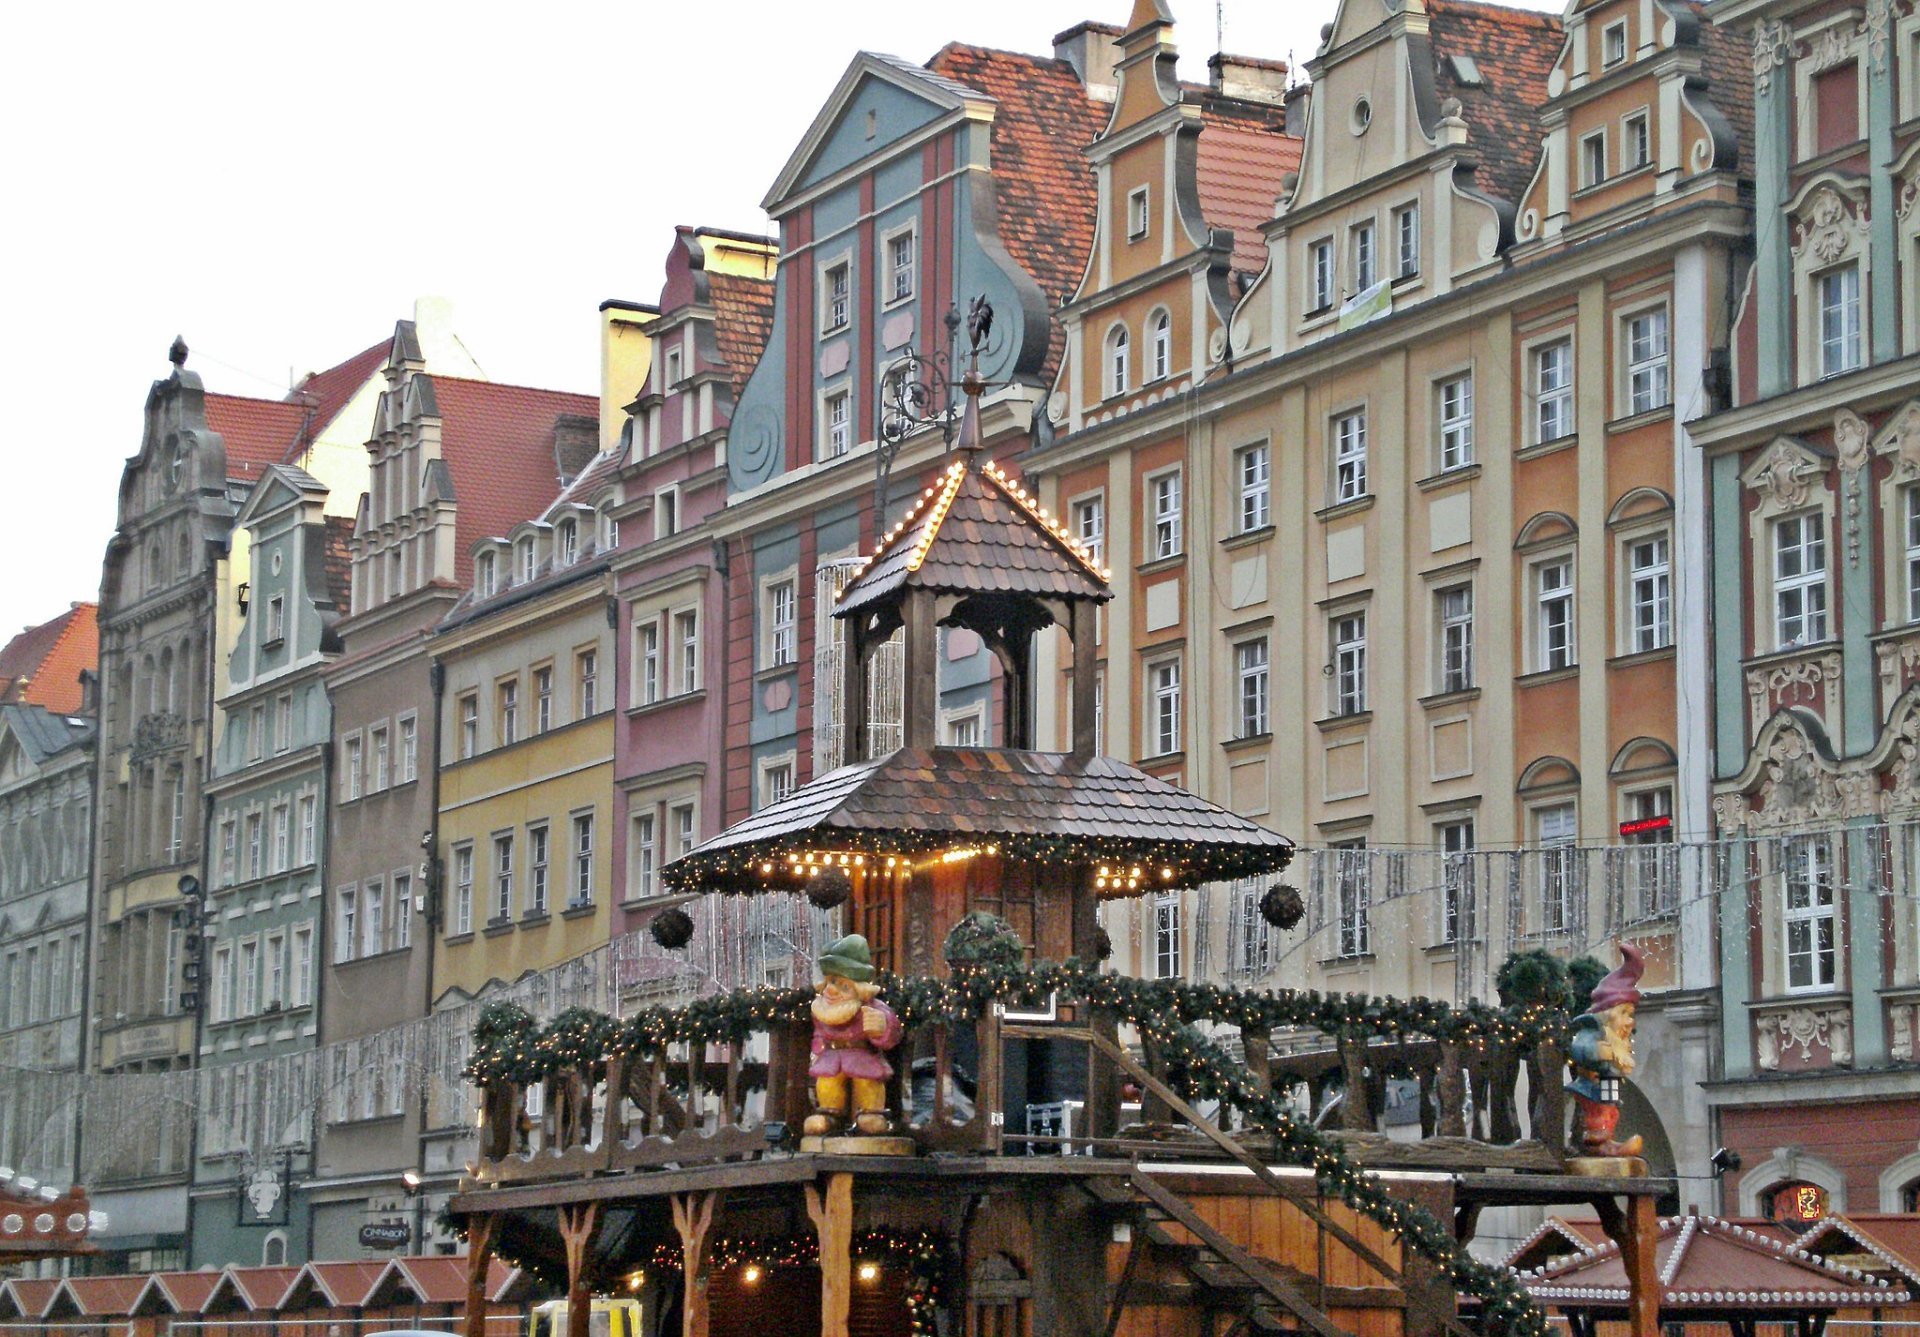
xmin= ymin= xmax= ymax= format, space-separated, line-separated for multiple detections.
xmin=1872 ymin=400 xmax=1920 ymax=476
xmin=1741 ymin=435 xmax=1830 ymax=512
xmin=233 ymin=465 xmax=325 ymax=529
xmin=1320 ymin=0 xmax=1417 ymax=58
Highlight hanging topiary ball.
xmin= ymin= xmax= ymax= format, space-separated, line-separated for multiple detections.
xmin=1259 ymin=883 xmax=1305 ymax=931
xmin=650 ymin=907 xmax=694 ymax=950
xmin=1093 ymin=926 xmax=1113 ymax=961
xmin=807 ymin=866 xmax=852 ymax=910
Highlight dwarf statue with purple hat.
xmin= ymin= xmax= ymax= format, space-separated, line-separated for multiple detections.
xmin=1566 ymin=940 xmax=1646 ymax=1160
xmin=804 ymin=934 xmax=904 ymax=1137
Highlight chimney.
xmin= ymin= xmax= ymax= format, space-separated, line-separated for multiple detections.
xmin=552 ymin=414 xmax=601 ymax=485
xmin=1053 ymin=21 xmax=1124 ymax=97
xmin=1284 ymin=81 xmax=1311 ymax=136
xmin=1209 ymin=53 xmax=1290 ymax=106
xmin=412 ymin=296 xmax=486 ymax=379
xmin=597 ymin=300 xmax=659 ymax=455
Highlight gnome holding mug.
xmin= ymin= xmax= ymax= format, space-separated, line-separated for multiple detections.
xmin=1566 ymin=940 xmax=1646 ymax=1160
xmin=805 ymin=934 xmax=904 ymax=1137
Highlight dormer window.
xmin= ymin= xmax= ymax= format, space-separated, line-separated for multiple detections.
xmin=517 ymin=539 xmax=536 ymax=585
xmin=478 ymin=550 xmax=497 ymax=598
xmin=1128 ymin=187 xmax=1150 ymax=241
xmin=599 ymin=505 xmax=619 ymax=552
xmin=557 ymin=519 xmax=578 ymax=568
xmin=1603 ymin=20 xmax=1627 ymax=67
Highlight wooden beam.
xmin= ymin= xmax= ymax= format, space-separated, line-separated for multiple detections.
xmin=671 ymin=1191 xmax=721 ymax=1337
xmin=1595 ymin=1193 xmax=1660 ymax=1337
xmin=558 ymin=1201 xmax=603 ymax=1337
xmin=1104 ymin=1228 xmax=1144 ymax=1337
xmin=463 ymin=1212 xmax=498 ymax=1337
xmin=805 ymin=1173 xmax=855 ymax=1337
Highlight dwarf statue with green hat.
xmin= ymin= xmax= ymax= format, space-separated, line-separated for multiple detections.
xmin=805 ymin=934 xmax=904 ymax=1137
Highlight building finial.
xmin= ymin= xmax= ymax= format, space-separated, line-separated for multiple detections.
xmin=168 ymin=335 xmax=189 ymax=369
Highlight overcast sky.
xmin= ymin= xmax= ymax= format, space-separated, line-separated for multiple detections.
xmin=0 ymin=0 xmax=1553 ymax=641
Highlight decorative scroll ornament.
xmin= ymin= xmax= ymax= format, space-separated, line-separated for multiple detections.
xmin=1749 ymin=438 xmax=1822 ymax=509
xmin=1806 ymin=23 xmax=1855 ymax=72
xmin=1756 ymin=722 xmax=1845 ymax=827
xmin=1835 ymin=409 xmax=1870 ymax=473
xmin=1796 ymin=188 xmax=1865 ymax=265
xmin=1862 ymin=0 xmax=1891 ymax=71
xmin=1890 ymin=402 xmax=1920 ymax=475
xmin=1752 ymin=19 xmax=1793 ymax=94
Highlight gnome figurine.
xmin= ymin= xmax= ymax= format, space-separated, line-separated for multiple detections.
xmin=1566 ymin=941 xmax=1646 ymax=1159
xmin=804 ymin=934 xmax=904 ymax=1137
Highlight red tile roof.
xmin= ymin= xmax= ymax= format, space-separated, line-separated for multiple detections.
xmin=1794 ymin=1215 xmax=1920 ymax=1287
xmin=0 ymin=602 xmax=97 ymax=714
xmin=430 ymin=375 xmax=600 ymax=586
xmin=134 ymin=1270 xmax=223 ymax=1314
xmin=288 ymin=338 xmax=388 ymax=432
xmin=1426 ymin=0 xmax=1563 ymax=207
xmin=926 ymin=43 xmax=1106 ymax=380
xmin=371 ymin=1255 xmax=521 ymax=1305
xmin=709 ymin=270 xmax=777 ymax=395
xmin=53 ymin=1275 xmax=149 ymax=1316
xmin=223 ymin=1264 xmax=301 ymax=1310
xmin=1195 ymin=106 xmax=1301 ymax=278
xmin=293 ymin=1258 xmax=389 ymax=1307
xmin=205 ymin=392 xmax=313 ymax=485
xmin=1688 ymin=2 xmax=1755 ymax=179
xmin=1 ymin=1277 xmax=58 ymax=1319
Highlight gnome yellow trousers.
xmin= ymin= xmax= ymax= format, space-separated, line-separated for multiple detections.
xmin=814 ymin=1074 xmax=887 ymax=1119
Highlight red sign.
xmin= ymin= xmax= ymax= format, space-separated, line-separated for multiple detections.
xmin=1618 ymin=815 xmax=1673 ymax=838
xmin=1768 ymin=1182 xmax=1828 ymax=1224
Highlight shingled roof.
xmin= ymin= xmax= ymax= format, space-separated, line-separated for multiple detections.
xmin=0 ymin=602 xmax=96 ymax=714
xmin=708 ymin=271 xmax=777 ymax=395
xmin=836 ymin=451 xmax=1111 ymax=618
xmin=1196 ymin=105 xmax=1302 ymax=279
xmin=1426 ymin=0 xmax=1563 ymax=207
xmin=205 ymin=392 xmax=313 ymax=485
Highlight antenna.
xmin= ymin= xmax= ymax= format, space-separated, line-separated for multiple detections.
xmin=1216 ymin=0 xmax=1224 ymax=55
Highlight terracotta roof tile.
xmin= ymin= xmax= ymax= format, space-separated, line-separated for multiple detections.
xmin=1425 ymin=0 xmax=1563 ymax=207
xmin=54 ymin=1276 xmax=149 ymax=1316
xmin=1689 ymin=3 xmax=1754 ymax=180
xmin=137 ymin=1271 xmax=222 ymax=1314
xmin=295 ymin=1259 xmax=389 ymax=1307
xmin=1196 ymin=107 xmax=1301 ymax=278
xmin=0 ymin=602 xmax=97 ymax=714
xmin=288 ymin=338 xmax=388 ymax=435
xmin=2 ymin=1278 xmax=58 ymax=1320
xmin=205 ymin=392 xmax=312 ymax=484
xmin=925 ymin=44 xmax=1106 ymax=381
xmin=708 ymin=271 xmax=777 ymax=395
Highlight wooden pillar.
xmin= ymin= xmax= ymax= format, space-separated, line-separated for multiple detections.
xmin=901 ymin=591 xmax=937 ymax=750
xmin=672 ymin=1191 xmax=721 ymax=1337
xmin=558 ymin=1201 xmax=603 ymax=1337
xmin=842 ymin=619 xmax=868 ymax=767
xmin=1596 ymin=1193 xmax=1659 ymax=1337
xmin=805 ymin=1173 xmax=855 ymax=1337
xmin=463 ymin=1212 xmax=498 ymax=1337
xmin=1069 ymin=600 xmax=1097 ymax=757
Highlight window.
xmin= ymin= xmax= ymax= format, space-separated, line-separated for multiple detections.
xmin=399 ymin=716 xmax=417 ymax=783
xmin=1351 ymin=220 xmax=1376 ymax=291
xmin=1153 ymin=891 xmax=1182 ymax=978
xmin=663 ymin=347 xmax=682 ymax=389
xmin=1437 ymin=585 xmax=1474 ymax=693
xmin=1394 ymin=203 xmax=1419 ymax=279
xmin=1623 ymin=111 xmax=1650 ymax=170
xmin=363 ymin=879 xmax=385 ymax=957
xmin=1783 ymin=835 xmax=1836 ymax=990
xmin=392 ymin=873 xmax=411 ymax=949
xmin=1905 ymin=485 xmax=1920 ymax=622
xmin=767 ymin=579 xmax=797 ymax=667
xmin=571 ymin=813 xmax=595 ymax=907
xmin=1236 ymin=638 xmax=1269 ymax=739
xmin=290 ymin=926 xmax=312 ymax=1008
xmin=1331 ymin=611 xmax=1368 ymax=716
xmin=1603 ymin=19 xmax=1627 ymax=65
xmin=1149 ymin=310 xmax=1171 ymax=382
xmin=1106 ymin=325 xmax=1130 ymax=398
xmin=671 ymin=802 xmax=698 ymax=858
xmin=600 ymin=506 xmax=620 ymax=552
xmin=1536 ymin=803 xmax=1578 ymax=933
xmin=945 ymin=712 xmax=982 ymax=747
xmin=1534 ymin=339 xmax=1574 ymax=443
xmin=210 ymin=944 xmax=233 ymax=1022
xmin=1333 ymin=410 xmax=1368 ymax=502
xmin=1624 ymin=308 xmax=1670 ymax=414
xmin=675 ymin=610 xmax=699 ymax=694
xmin=1235 ymin=881 xmax=1271 ymax=975
xmin=1128 ymin=186 xmax=1150 ymax=240
xmin=1072 ymin=494 xmax=1105 ymax=566
xmin=275 ymin=694 xmax=292 ymax=753
xmin=1817 ymin=265 xmax=1863 ymax=378
xmin=245 ymin=812 xmax=264 ymax=881
xmin=630 ymin=812 xmax=657 ymax=900
xmin=477 ymin=551 xmax=496 ymax=597
xmin=370 ymin=725 xmax=390 ymax=791
xmin=888 ymin=229 xmax=915 ymax=303
xmin=1623 ymin=787 xmax=1675 ymax=920
xmin=1438 ymin=820 xmax=1475 ymax=945
xmin=265 ymin=594 xmax=285 ymax=644
xmin=1774 ymin=513 xmax=1829 ymax=648
xmin=761 ymin=759 xmax=796 ymax=808
xmin=577 ymin=649 xmax=599 ymax=717
xmin=824 ymin=388 xmax=851 ymax=459
xmin=337 ymin=889 xmax=358 ymax=962
xmin=1150 ymin=469 xmax=1183 ymax=559
xmin=1310 ymin=239 xmax=1334 ymax=311
xmin=219 ymin=817 xmax=238 ymax=886
xmin=453 ymin=846 xmax=474 ymax=935
xmin=1581 ymin=131 xmax=1608 ymax=187
xmin=459 ymin=695 xmax=478 ymax=759
xmin=492 ymin=835 xmax=514 ymax=923
xmin=498 ymin=679 xmax=519 ymax=746
xmin=824 ymin=261 xmax=849 ymax=332
xmin=343 ymin=735 xmax=363 ymax=799
xmin=1628 ymin=534 xmax=1672 ymax=652
xmin=1535 ymin=559 xmax=1575 ymax=671
xmin=557 ymin=519 xmax=578 ymax=568
xmin=638 ymin=621 xmax=660 ymax=704
xmin=518 ymin=539 xmax=536 ymax=585
xmin=1237 ymin=443 xmax=1270 ymax=533
xmin=1148 ymin=658 xmax=1181 ymax=757
xmin=269 ymin=803 xmax=290 ymax=873
xmin=1333 ymin=841 xmax=1371 ymax=958
xmin=535 ymin=667 xmax=553 ymax=733
xmin=656 ymin=487 xmax=679 ymax=537
xmin=1437 ymin=375 xmax=1473 ymax=471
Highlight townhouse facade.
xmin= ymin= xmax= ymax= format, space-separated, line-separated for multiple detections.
xmin=192 ymin=465 xmax=349 ymax=1268
xmin=1693 ymin=0 xmax=1920 ymax=1221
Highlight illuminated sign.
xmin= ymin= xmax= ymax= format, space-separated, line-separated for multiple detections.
xmin=1618 ymin=815 xmax=1673 ymax=838
xmin=1767 ymin=1181 xmax=1829 ymax=1224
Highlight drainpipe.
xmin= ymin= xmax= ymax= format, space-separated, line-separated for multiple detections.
xmin=417 ymin=654 xmax=446 ymax=1217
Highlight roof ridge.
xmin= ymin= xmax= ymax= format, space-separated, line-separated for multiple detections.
xmin=425 ymin=371 xmax=597 ymax=401
xmin=1425 ymin=0 xmax=1562 ymax=26
xmin=931 ymin=39 xmax=1074 ymax=69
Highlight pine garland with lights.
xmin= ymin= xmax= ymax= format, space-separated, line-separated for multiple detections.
xmin=645 ymin=1228 xmax=952 ymax=1336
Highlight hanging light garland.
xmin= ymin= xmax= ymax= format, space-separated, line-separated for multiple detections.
xmin=644 ymin=1228 xmax=953 ymax=1337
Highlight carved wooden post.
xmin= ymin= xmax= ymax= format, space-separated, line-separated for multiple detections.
xmin=602 ymin=1055 xmax=628 ymax=1154
xmin=1435 ymin=1039 xmax=1468 ymax=1138
xmin=1339 ymin=1034 xmax=1373 ymax=1132
xmin=1597 ymin=1194 xmax=1660 ymax=1337
xmin=977 ymin=1002 xmax=1003 ymax=1152
xmin=1532 ymin=1036 xmax=1568 ymax=1157
xmin=557 ymin=1201 xmax=603 ymax=1337
xmin=1485 ymin=1041 xmax=1521 ymax=1144
xmin=672 ymin=1191 xmax=721 ymax=1337
xmin=463 ymin=1212 xmax=497 ymax=1337
xmin=805 ymin=1173 xmax=855 ymax=1337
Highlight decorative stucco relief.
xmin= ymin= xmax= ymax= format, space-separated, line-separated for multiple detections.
xmin=1752 ymin=19 xmax=1794 ymax=95
xmin=1862 ymin=0 xmax=1890 ymax=72
xmin=1755 ymin=1001 xmax=1853 ymax=1070
xmin=1747 ymin=653 xmax=1844 ymax=733
xmin=1793 ymin=188 xmax=1871 ymax=266
xmin=1749 ymin=439 xmax=1824 ymax=510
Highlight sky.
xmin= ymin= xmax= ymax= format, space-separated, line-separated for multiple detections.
xmin=0 ymin=0 xmax=1553 ymax=641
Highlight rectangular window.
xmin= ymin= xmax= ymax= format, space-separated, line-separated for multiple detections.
xmin=631 ymin=812 xmax=657 ymax=900
xmin=1783 ymin=835 xmax=1836 ymax=991
xmin=453 ymin=846 xmax=474 ymax=935
xmin=492 ymin=835 xmax=514 ymax=923
xmin=337 ymin=888 xmax=358 ymax=963
xmin=219 ymin=817 xmax=238 ymax=886
xmin=1536 ymin=558 xmax=1575 ymax=671
xmin=1603 ymin=19 xmax=1627 ymax=64
xmin=663 ymin=346 xmax=682 ymax=388
xmin=824 ymin=261 xmax=849 ymax=332
xmin=945 ymin=713 xmax=982 ymax=747
xmin=1625 ymin=308 xmax=1670 ymax=414
xmin=1332 ymin=611 xmax=1368 ymax=715
xmin=1073 ymin=494 xmax=1105 ymax=566
xmin=1154 ymin=892 xmax=1182 ymax=979
xmin=1536 ymin=803 xmax=1578 ymax=932
xmin=1394 ymin=203 xmax=1419 ymax=279
xmin=265 ymin=594 xmax=285 ymax=644
xmin=344 ymin=736 xmax=363 ymax=800
xmin=768 ymin=580 xmax=797 ymax=667
xmin=1438 ymin=585 xmax=1474 ymax=694
xmin=210 ymin=944 xmax=232 ymax=1022
xmin=571 ymin=813 xmax=595 ymax=907
xmin=1235 ymin=881 xmax=1271 ymax=975
xmin=297 ymin=794 xmax=316 ymax=866
xmin=824 ymin=388 xmax=851 ymax=459
xmin=656 ymin=488 xmax=679 ymax=539
xmin=370 ymin=725 xmax=390 ymax=791
xmin=275 ymin=694 xmax=292 ymax=753
xmin=1333 ymin=410 xmax=1368 ymax=502
xmin=1534 ymin=339 xmax=1574 ymax=443
xmin=675 ymin=610 xmax=699 ymax=694
xmin=577 ymin=649 xmax=598 ymax=717
xmin=399 ymin=716 xmax=417 ymax=782
xmin=1150 ymin=469 xmax=1183 ymax=559
xmin=1236 ymin=638 xmax=1270 ymax=739
xmin=459 ymin=695 xmax=478 ymax=759
xmin=1310 ymin=239 xmax=1334 ymax=311
xmin=888 ymin=230 xmax=915 ymax=303
xmin=639 ymin=621 xmax=660 ymax=704
xmin=526 ymin=825 xmax=548 ymax=916
xmin=363 ymin=878 xmax=385 ymax=957
xmin=1818 ymin=265 xmax=1863 ymax=378
xmin=1128 ymin=186 xmax=1150 ymax=240
xmin=1148 ymin=658 xmax=1181 ymax=757
xmin=672 ymin=802 xmax=698 ymax=858
xmin=1581 ymin=130 xmax=1608 ymax=187
xmin=1334 ymin=841 xmax=1371 ymax=958
xmin=1237 ymin=443 xmax=1271 ymax=533
xmin=498 ymin=679 xmax=519 ymax=746
xmin=1906 ymin=485 xmax=1920 ymax=623
xmin=1774 ymin=513 xmax=1829 ymax=648
xmin=1624 ymin=787 xmax=1676 ymax=919
xmin=392 ymin=872 xmax=412 ymax=949
xmin=761 ymin=760 xmax=796 ymax=808
xmin=1628 ymin=534 xmax=1672 ymax=652
xmin=168 ymin=772 xmax=185 ymax=861
xmin=245 ymin=812 xmax=264 ymax=881
xmin=1438 ymin=820 xmax=1475 ymax=945
xmin=270 ymin=803 xmax=290 ymax=874
xmin=535 ymin=667 xmax=553 ymax=733
xmin=250 ymin=705 xmax=266 ymax=761
xmin=1623 ymin=111 xmax=1650 ymax=169
xmin=1437 ymin=375 xmax=1474 ymax=471
xmin=1352 ymin=220 xmax=1376 ymax=291
xmin=290 ymin=926 xmax=313 ymax=1008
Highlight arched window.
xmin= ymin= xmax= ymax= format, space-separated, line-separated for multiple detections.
xmin=1149 ymin=310 xmax=1172 ymax=382
xmin=262 ymin=1230 xmax=288 ymax=1266
xmin=1106 ymin=325 xmax=1130 ymax=398
xmin=556 ymin=519 xmax=578 ymax=568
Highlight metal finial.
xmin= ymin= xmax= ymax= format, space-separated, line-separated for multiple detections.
xmin=168 ymin=335 xmax=188 ymax=369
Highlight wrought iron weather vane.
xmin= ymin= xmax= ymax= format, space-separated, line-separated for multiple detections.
xmin=875 ymin=296 xmax=1006 ymax=519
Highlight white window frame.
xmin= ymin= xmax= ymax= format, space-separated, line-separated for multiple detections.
xmin=670 ymin=800 xmax=699 ymax=860
xmin=673 ymin=607 xmax=700 ymax=695
xmin=884 ymin=224 xmax=916 ymax=306
xmin=363 ymin=878 xmax=385 ymax=958
xmin=1622 ymin=109 xmax=1651 ymax=171
xmin=629 ymin=810 xmax=657 ymax=901
xmin=290 ymin=926 xmax=313 ymax=1008
xmin=1437 ymin=374 xmax=1474 ymax=472
xmin=1782 ymin=834 xmax=1838 ymax=992
xmin=370 ymin=725 xmax=389 ymax=792
xmin=1237 ymin=442 xmax=1271 ymax=533
xmin=1146 ymin=655 xmax=1182 ymax=758
xmin=1533 ymin=556 xmax=1576 ymax=671
xmin=1106 ymin=324 xmax=1130 ymax=398
xmin=1330 ymin=609 xmax=1368 ymax=716
xmin=1904 ymin=482 xmax=1920 ymax=623
xmin=1148 ymin=309 xmax=1172 ymax=382
xmin=570 ymin=811 xmax=595 ymax=908
xmin=820 ymin=255 xmax=851 ymax=334
xmin=1602 ymin=19 xmax=1628 ymax=66
xmin=1332 ymin=841 xmax=1371 ymax=958
xmin=1351 ymin=219 xmax=1377 ymax=292
xmin=1622 ymin=305 xmax=1671 ymax=416
xmin=1534 ymin=802 xmax=1579 ymax=934
xmin=336 ymin=887 xmax=358 ymax=963
xmin=1436 ymin=584 xmax=1474 ymax=694
xmin=654 ymin=483 xmax=680 ymax=539
xmin=943 ymin=707 xmax=985 ymax=748
xmin=491 ymin=834 xmax=514 ymax=924
xmin=1774 ymin=511 xmax=1830 ymax=649
xmin=452 ymin=846 xmax=474 ymax=936
xmin=1235 ymin=636 xmax=1270 ymax=740
xmin=343 ymin=735 xmax=363 ymax=801
xmin=759 ymin=756 xmax=797 ymax=809
xmin=765 ymin=575 xmax=798 ymax=668
xmin=821 ymin=385 xmax=852 ymax=460
xmin=1154 ymin=891 xmax=1182 ymax=979
xmin=528 ymin=823 xmax=550 ymax=916
xmin=1437 ymin=820 xmax=1475 ymax=945
xmin=1532 ymin=336 xmax=1575 ymax=445
xmin=1071 ymin=491 xmax=1106 ymax=567
xmin=477 ymin=550 xmax=497 ymax=598
xmin=1332 ymin=409 xmax=1368 ymax=503
xmin=556 ymin=518 xmax=578 ymax=568
xmin=577 ymin=646 xmax=599 ymax=717
xmin=1580 ymin=129 xmax=1608 ymax=188
xmin=497 ymin=677 xmax=519 ymax=747
xmin=1816 ymin=264 xmax=1863 ymax=379
xmin=1147 ymin=466 xmax=1183 ymax=560
xmin=1128 ymin=186 xmax=1150 ymax=240
xmin=398 ymin=714 xmax=417 ymax=783
xmin=1309 ymin=238 xmax=1334 ymax=312
xmin=534 ymin=665 xmax=554 ymax=733
xmin=1625 ymin=530 xmax=1673 ymax=653
xmin=1394 ymin=201 xmax=1420 ymax=280
xmin=458 ymin=694 xmax=478 ymax=760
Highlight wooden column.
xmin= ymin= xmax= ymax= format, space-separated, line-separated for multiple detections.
xmin=901 ymin=590 xmax=937 ymax=750
xmin=1069 ymin=600 xmax=1097 ymax=757
xmin=558 ymin=1201 xmax=603 ymax=1337
xmin=1596 ymin=1193 xmax=1659 ymax=1337
xmin=463 ymin=1212 xmax=498 ymax=1337
xmin=672 ymin=1191 xmax=721 ymax=1337
xmin=841 ymin=619 xmax=868 ymax=767
xmin=805 ymin=1173 xmax=855 ymax=1337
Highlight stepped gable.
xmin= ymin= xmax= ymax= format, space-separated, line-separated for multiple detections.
xmin=926 ymin=42 xmax=1106 ymax=379
xmin=837 ymin=453 xmax=1111 ymax=617
xmin=1196 ymin=103 xmax=1302 ymax=279
xmin=1426 ymin=0 xmax=1563 ymax=207
xmin=0 ymin=602 xmax=97 ymax=714
xmin=708 ymin=270 xmax=777 ymax=395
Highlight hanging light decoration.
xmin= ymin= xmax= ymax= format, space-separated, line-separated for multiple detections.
xmin=649 ymin=907 xmax=695 ymax=950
